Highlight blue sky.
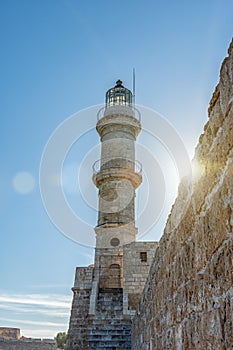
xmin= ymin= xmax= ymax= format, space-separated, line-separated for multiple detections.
xmin=0 ymin=0 xmax=232 ymax=339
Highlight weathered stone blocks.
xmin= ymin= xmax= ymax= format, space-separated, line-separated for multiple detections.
xmin=132 ymin=39 xmax=233 ymax=349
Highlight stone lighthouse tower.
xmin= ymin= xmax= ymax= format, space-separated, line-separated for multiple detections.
xmin=92 ymin=79 xmax=142 ymax=291
xmin=66 ymin=81 xmax=157 ymax=350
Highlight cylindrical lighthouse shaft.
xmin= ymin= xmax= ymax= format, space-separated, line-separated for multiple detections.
xmin=97 ymin=121 xmax=138 ymax=226
xmin=93 ymin=80 xmax=142 ymax=247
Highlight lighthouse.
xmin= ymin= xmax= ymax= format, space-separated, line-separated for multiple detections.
xmin=66 ymin=81 xmax=157 ymax=350
xmin=92 ymin=79 xmax=142 ymax=290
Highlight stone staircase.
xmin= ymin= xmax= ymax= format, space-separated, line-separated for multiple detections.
xmin=87 ymin=288 xmax=131 ymax=349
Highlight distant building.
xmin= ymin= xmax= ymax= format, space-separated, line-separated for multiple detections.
xmin=0 ymin=327 xmax=57 ymax=349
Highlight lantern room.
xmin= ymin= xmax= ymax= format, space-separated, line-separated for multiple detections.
xmin=105 ymin=79 xmax=133 ymax=107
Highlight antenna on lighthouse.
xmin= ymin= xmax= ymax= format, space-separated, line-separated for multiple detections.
xmin=132 ymin=68 xmax=136 ymax=106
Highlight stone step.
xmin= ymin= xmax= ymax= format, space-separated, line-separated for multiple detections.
xmin=97 ymin=299 xmax=123 ymax=305
xmin=90 ymin=319 xmax=129 ymax=325
xmin=97 ymin=302 xmax=122 ymax=311
xmin=97 ymin=291 xmax=123 ymax=311
xmin=97 ymin=300 xmax=122 ymax=304
xmin=89 ymin=345 xmax=131 ymax=349
xmin=88 ymin=345 xmax=131 ymax=349
xmin=96 ymin=306 xmax=123 ymax=312
xmin=87 ymin=288 xmax=131 ymax=349
xmin=88 ymin=330 xmax=131 ymax=336
xmin=98 ymin=292 xmax=123 ymax=297
xmin=89 ymin=323 xmax=131 ymax=330
xmin=88 ymin=340 xmax=131 ymax=349
xmin=94 ymin=314 xmax=124 ymax=320
xmin=96 ymin=303 xmax=123 ymax=312
xmin=97 ymin=297 xmax=123 ymax=303
xmin=99 ymin=288 xmax=123 ymax=293
xmin=87 ymin=320 xmax=131 ymax=347
xmin=88 ymin=334 xmax=131 ymax=341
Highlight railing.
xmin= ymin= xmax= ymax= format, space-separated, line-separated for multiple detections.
xmin=93 ymin=158 xmax=142 ymax=175
xmin=97 ymin=105 xmax=141 ymax=122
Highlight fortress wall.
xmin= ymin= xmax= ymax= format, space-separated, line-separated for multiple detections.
xmin=65 ymin=267 xmax=93 ymax=349
xmin=132 ymin=39 xmax=233 ymax=349
xmin=123 ymin=242 xmax=158 ymax=311
xmin=0 ymin=340 xmax=57 ymax=350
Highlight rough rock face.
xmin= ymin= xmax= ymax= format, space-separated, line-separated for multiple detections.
xmin=132 ymin=39 xmax=233 ymax=350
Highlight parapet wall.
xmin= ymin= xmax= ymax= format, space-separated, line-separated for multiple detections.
xmin=132 ymin=39 xmax=233 ymax=349
xmin=0 ymin=340 xmax=57 ymax=350
xmin=73 ymin=266 xmax=93 ymax=289
xmin=66 ymin=266 xmax=94 ymax=349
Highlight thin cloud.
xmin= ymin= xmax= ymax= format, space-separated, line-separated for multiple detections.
xmin=0 ymin=303 xmax=69 ymax=318
xmin=22 ymin=328 xmax=63 ymax=338
xmin=0 ymin=317 xmax=67 ymax=328
xmin=0 ymin=293 xmax=71 ymax=308
xmin=0 ymin=292 xmax=71 ymax=338
xmin=29 ymin=284 xmax=69 ymax=289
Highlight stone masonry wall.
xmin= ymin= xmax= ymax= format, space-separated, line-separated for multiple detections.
xmin=123 ymin=242 xmax=158 ymax=311
xmin=65 ymin=266 xmax=93 ymax=349
xmin=0 ymin=340 xmax=57 ymax=350
xmin=0 ymin=327 xmax=20 ymax=340
xmin=132 ymin=39 xmax=233 ymax=349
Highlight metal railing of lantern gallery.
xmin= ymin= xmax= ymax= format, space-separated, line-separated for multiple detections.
xmin=97 ymin=105 xmax=141 ymax=121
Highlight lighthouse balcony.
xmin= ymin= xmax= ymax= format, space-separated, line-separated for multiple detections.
xmin=97 ymin=105 xmax=141 ymax=121
xmin=92 ymin=158 xmax=142 ymax=188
